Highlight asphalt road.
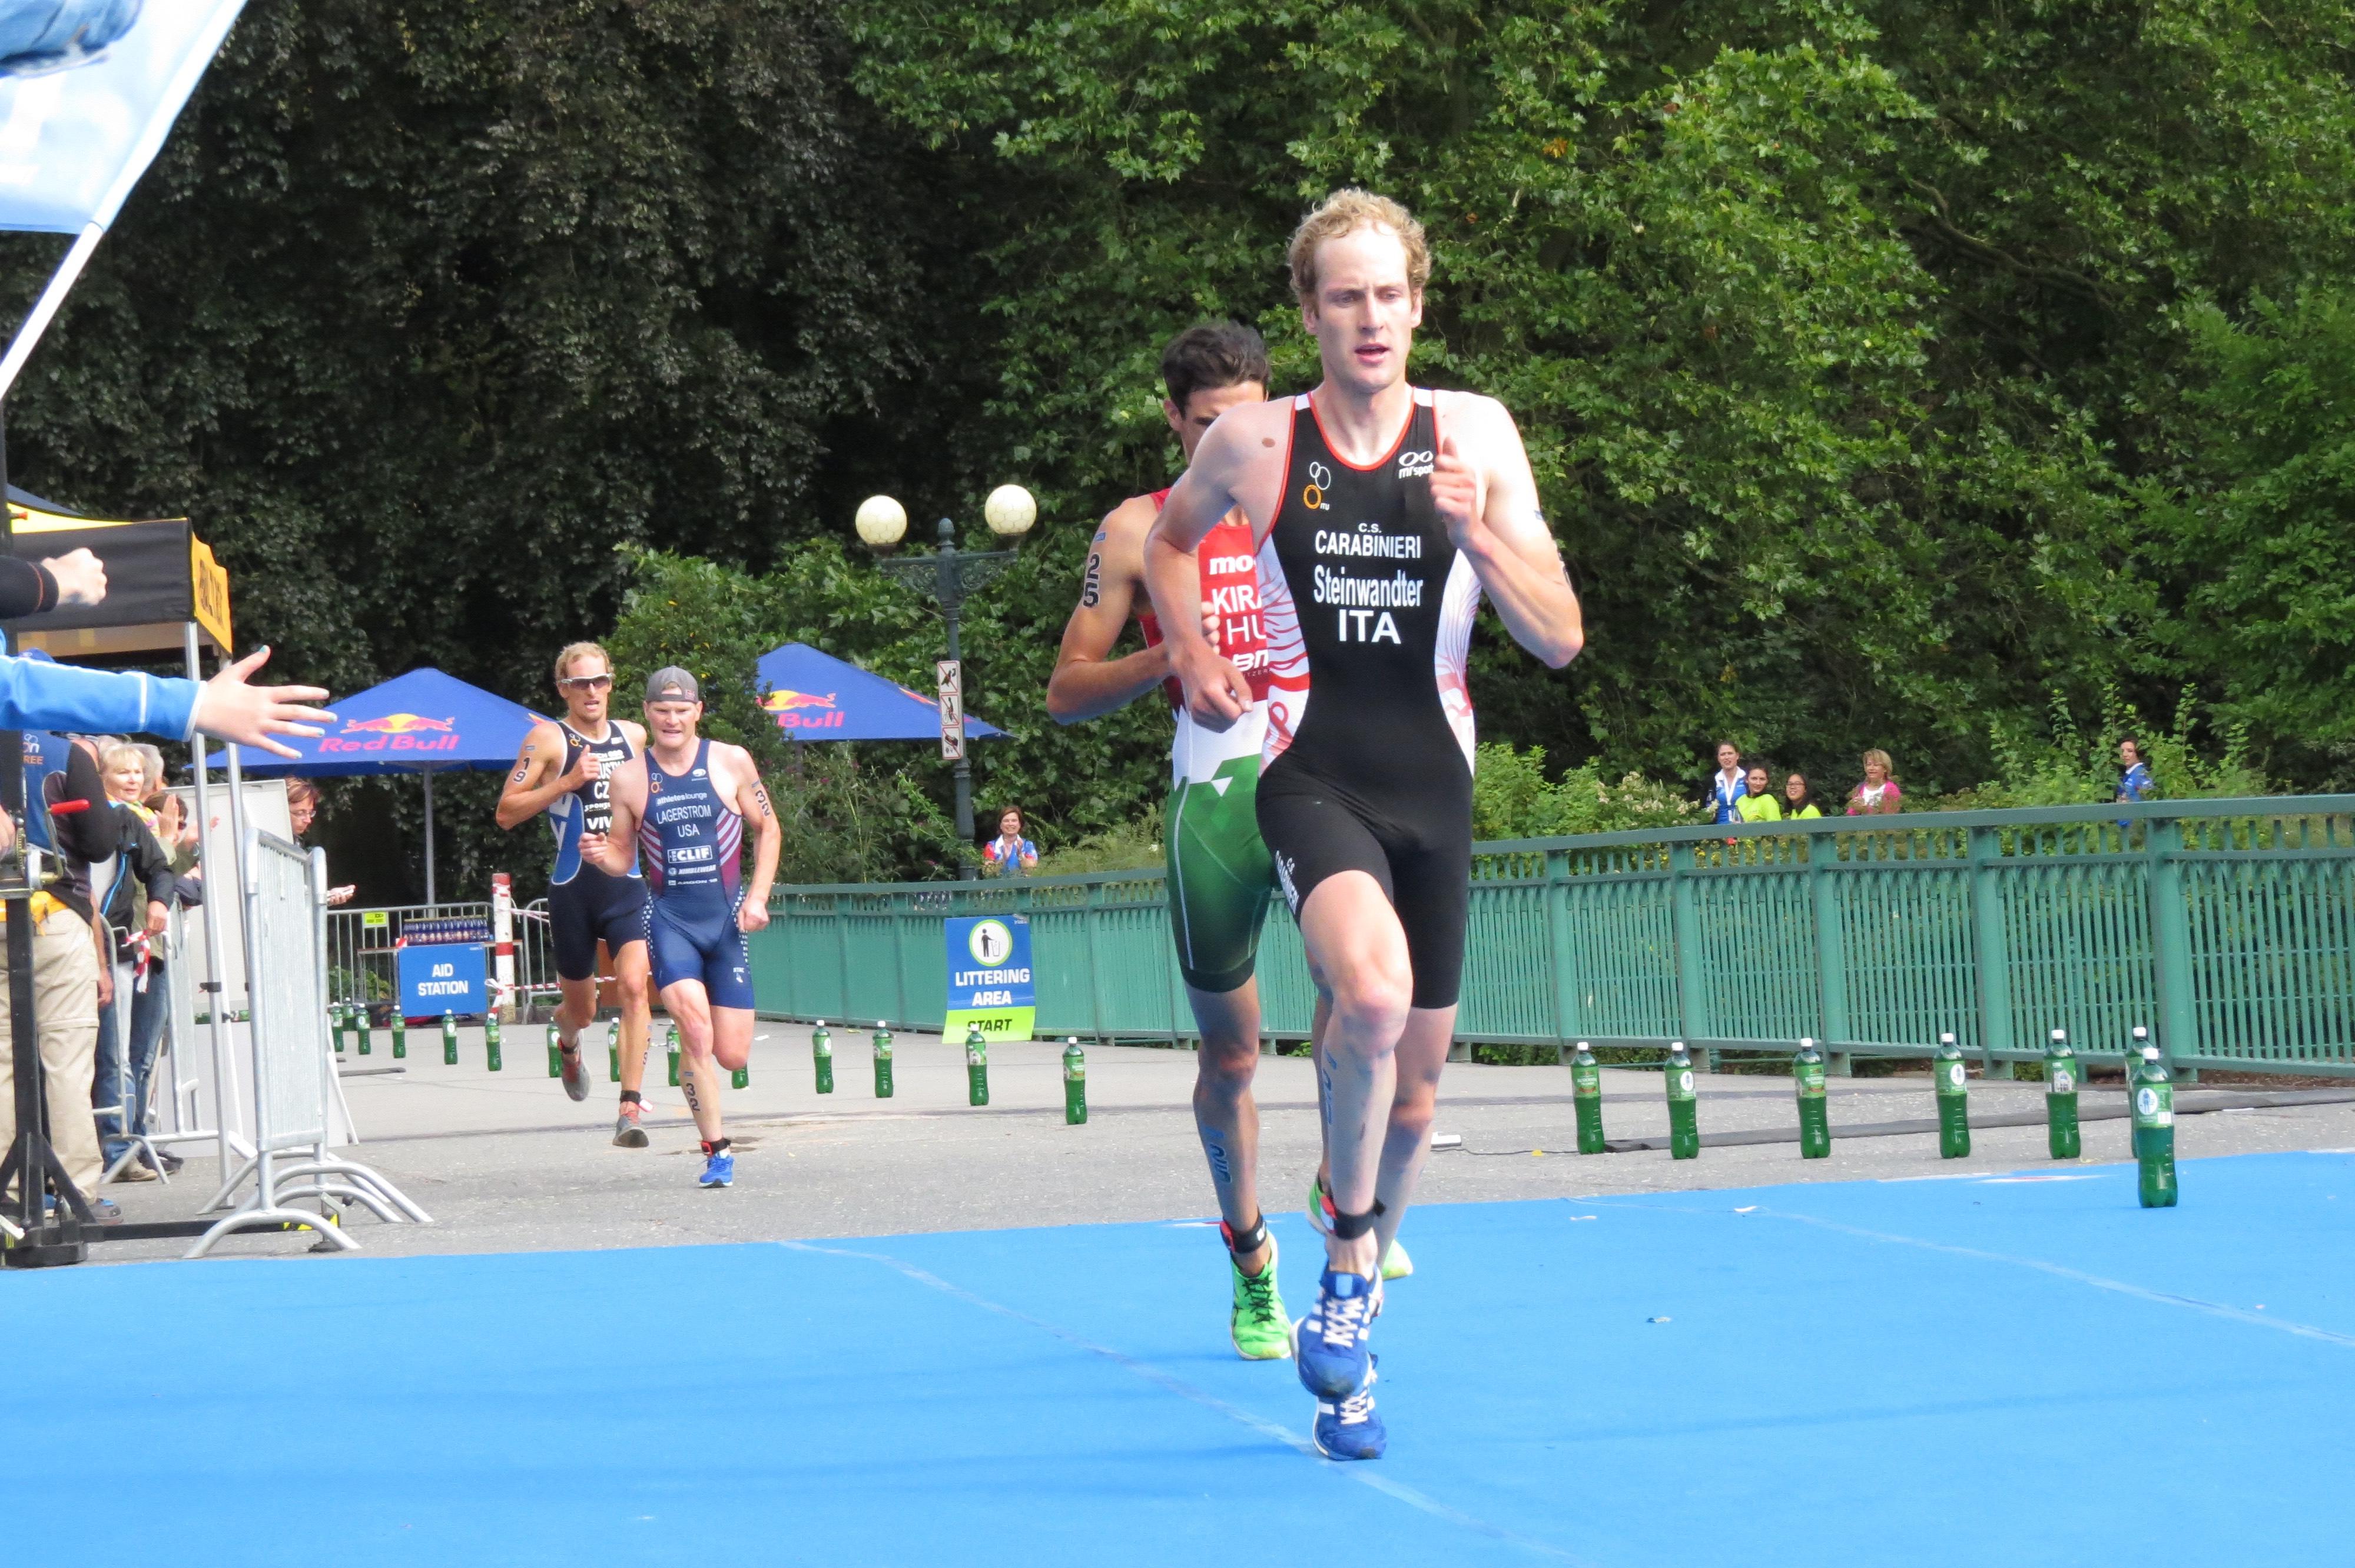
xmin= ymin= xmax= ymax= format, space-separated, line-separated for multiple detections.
xmin=82 ymin=1022 xmax=2355 ymax=1263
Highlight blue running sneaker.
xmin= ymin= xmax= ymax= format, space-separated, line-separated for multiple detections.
xmin=1314 ymin=1357 xmax=1385 ymax=1461
xmin=1296 ymin=1267 xmax=1377 ymax=1398
xmin=698 ymin=1148 xmax=734 ymax=1189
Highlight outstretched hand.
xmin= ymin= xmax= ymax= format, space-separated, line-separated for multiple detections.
xmin=191 ymin=646 xmax=333 ymax=760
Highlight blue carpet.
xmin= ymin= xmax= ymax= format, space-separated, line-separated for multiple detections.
xmin=6 ymin=1151 xmax=2353 ymax=1566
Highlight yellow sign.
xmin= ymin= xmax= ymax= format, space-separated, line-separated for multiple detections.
xmin=189 ymin=531 xmax=232 ymax=652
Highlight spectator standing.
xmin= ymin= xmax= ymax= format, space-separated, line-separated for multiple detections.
xmin=0 ymin=738 xmax=121 ymax=1214
xmin=981 ymin=808 xmax=1039 ymax=876
xmin=1707 ymin=741 xmax=1747 ymax=824
xmin=1782 ymin=771 xmax=1825 ymax=819
xmin=1733 ymin=763 xmax=1782 ymax=822
xmin=1846 ymin=750 xmax=1904 ymax=816
xmin=285 ymin=778 xmax=356 ymax=905
xmin=91 ymin=741 xmax=178 ymax=1181
xmin=2116 ymin=738 xmax=2154 ymax=806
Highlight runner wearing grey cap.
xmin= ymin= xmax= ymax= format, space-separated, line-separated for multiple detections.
xmin=582 ymin=668 xmax=781 ymax=1189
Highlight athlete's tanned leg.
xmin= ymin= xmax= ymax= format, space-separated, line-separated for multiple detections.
xmin=1143 ymin=192 xmax=1584 ymax=1457
xmin=1047 ymin=322 xmax=1304 ymax=1357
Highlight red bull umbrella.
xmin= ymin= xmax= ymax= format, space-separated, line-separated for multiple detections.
xmin=197 ymin=666 xmax=550 ymax=905
xmin=756 ymin=642 xmax=1005 ymax=743
xmin=200 ymin=666 xmax=548 ymax=778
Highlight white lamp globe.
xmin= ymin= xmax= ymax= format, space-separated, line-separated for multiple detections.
xmin=854 ymin=494 xmax=908 ymax=547
xmin=984 ymin=483 xmax=1037 ymax=537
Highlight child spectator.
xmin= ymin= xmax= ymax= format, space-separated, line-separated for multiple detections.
xmin=1734 ymin=762 xmax=1782 ymax=822
xmin=1846 ymin=750 xmax=1903 ymax=815
xmin=1782 ymin=771 xmax=1825 ymax=819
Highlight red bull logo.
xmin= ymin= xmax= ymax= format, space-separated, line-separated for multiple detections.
xmin=323 ymin=713 xmax=461 ymax=755
xmin=761 ymin=689 xmax=843 ymax=730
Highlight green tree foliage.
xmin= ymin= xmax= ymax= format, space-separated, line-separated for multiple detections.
xmin=0 ymin=0 xmax=970 ymax=895
xmin=2135 ymin=291 xmax=2355 ymax=786
xmin=2 ymin=0 xmax=2351 ymax=896
xmin=847 ymin=0 xmax=2355 ymax=800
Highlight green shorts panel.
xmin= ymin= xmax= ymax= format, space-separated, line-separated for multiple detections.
xmin=1165 ymin=759 xmax=1274 ymax=994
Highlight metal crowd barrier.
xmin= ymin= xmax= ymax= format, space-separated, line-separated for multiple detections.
xmin=190 ymin=833 xmax=427 ymax=1257
xmin=326 ymin=898 xmax=562 ymax=1018
xmin=747 ymin=796 xmax=2355 ymax=1081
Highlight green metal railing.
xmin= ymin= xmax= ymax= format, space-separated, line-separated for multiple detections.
xmin=748 ymin=796 xmax=2355 ymax=1078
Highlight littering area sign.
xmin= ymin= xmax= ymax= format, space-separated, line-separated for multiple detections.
xmin=943 ymin=915 xmax=1034 ymax=1044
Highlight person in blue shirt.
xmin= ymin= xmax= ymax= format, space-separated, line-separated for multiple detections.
xmin=982 ymin=806 xmax=1039 ymax=876
xmin=2117 ymin=737 xmax=2154 ymax=805
xmin=1706 ymin=742 xmax=1746 ymax=825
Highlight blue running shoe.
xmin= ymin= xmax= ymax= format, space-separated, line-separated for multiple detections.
xmin=1314 ymin=1357 xmax=1385 ymax=1461
xmin=698 ymin=1148 xmax=734 ymax=1188
xmin=1296 ymin=1267 xmax=1377 ymax=1398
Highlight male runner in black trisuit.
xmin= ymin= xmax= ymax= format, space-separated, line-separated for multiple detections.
xmin=496 ymin=642 xmax=656 ymax=1146
xmin=1145 ymin=190 xmax=1585 ymax=1459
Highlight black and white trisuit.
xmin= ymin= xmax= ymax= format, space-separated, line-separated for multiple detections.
xmin=1254 ymin=387 xmax=1482 ymax=1008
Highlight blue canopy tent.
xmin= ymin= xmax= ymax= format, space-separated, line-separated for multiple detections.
xmin=203 ymin=667 xmax=546 ymax=904
xmin=755 ymin=642 xmax=1004 ymax=742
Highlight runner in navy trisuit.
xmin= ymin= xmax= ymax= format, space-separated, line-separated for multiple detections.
xmin=496 ymin=642 xmax=656 ymax=1145
xmin=581 ymin=668 xmax=781 ymax=1189
xmin=1145 ymin=190 xmax=1586 ymax=1459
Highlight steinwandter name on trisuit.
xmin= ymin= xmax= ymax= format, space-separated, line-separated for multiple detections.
xmin=1312 ymin=524 xmax=1426 ymax=644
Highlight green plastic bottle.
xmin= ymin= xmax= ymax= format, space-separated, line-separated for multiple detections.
xmin=873 ymin=1023 xmax=894 ymax=1098
xmin=2044 ymin=1028 xmax=2081 ymax=1160
xmin=1665 ymin=1041 xmax=1699 ymax=1160
xmin=666 ymin=1022 xmax=681 ymax=1088
xmin=332 ymin=1005 xmax=348 ymax=1054
xmin=391 ymin=1014 xmax=406 ymax=1059
xmin=1571 ymin=1042 xmax=1606 ymax=1154
xmin=813 ymin=1020 xmax=834 ymax=1094
xmin=608 ymin=1018 xmax=621 ymax=1084
xmin=965 ymin=1024 xmax=990 ymax=1107
xmin=441 ymin=1009 xmax=459 ymax=1067
xmin=1063 ymin=1037 xmax=1086 ymax=1125
xmin=547 ymin=1024 xmax=562 ymax=1079
xmin=1795 ymin=1037 xmax=1830 ymax=1159
xmin=2131 ymin=1030 xmax=2177 ymax=1208
xmin=1934 ymin=1032 xmax=1969 ymax=1157
xmin=485 ymin=1011 xmax=503 ymax=1072
xmin=731 ymin=1056 xmax=749 ymax=1091
xmin=353 ymin=1005 xmax=370 ymax=1055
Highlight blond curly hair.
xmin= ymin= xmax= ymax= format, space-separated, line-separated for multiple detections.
xmin=1287 ymin=189 xmax=1431 ymax=304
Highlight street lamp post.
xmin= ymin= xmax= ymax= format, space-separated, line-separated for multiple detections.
xmin=857 ymin=486 xmax=1037 ymax=878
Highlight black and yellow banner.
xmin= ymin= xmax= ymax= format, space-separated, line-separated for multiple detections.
xmin=7 ymin=500 xmax=232 ymax=659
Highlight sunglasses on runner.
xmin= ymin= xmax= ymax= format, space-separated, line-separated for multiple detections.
xmin=559 ymin=674 xmax=615 ymax=691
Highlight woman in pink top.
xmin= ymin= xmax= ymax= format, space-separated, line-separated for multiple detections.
xmin=1846 ymin=749 xmax=1903 ymax=815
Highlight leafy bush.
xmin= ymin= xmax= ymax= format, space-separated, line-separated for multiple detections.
xmin=1027 ymin=805 xmax=1166 ymax=876
xmin=1939 ymin=688 xmax=2268 ymax=810
xmin=1472 ymin=743 xmax=1709 ymax=840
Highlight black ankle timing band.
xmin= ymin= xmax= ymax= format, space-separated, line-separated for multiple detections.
xmin=1222 ymin=1215 xmax=1268 ymax=1256
xmin=619 ymin=1089 xmax=642 ymax=1105
xmin=1331 ymin=1200 xmax=1386 ymax=1241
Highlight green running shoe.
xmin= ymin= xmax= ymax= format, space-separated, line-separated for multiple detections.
xmin=1229 ymin=1233 xmax=1294 ymax=1360
xmin=1308 ymin=1171 xmax=1414 ymax=1281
